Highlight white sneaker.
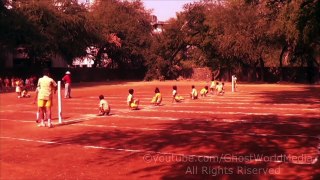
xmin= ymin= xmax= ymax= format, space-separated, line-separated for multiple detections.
xmin=47 ymin=122 xmax=53 ymax=128
xmin=37 ymin=122 xmax=45 ymax=127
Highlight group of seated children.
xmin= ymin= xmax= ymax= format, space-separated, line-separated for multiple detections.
xmin=209 ymin=80 xmax=225 ymax=95
xmin=190 ymin=81 xmax=225 ymax=99
xmin=97 ymin=82 xmax=227 ymax=116
xmin=99 ymin=88 xmax=141 ymax=116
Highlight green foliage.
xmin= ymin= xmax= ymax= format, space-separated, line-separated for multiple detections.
xmin=90 ymin=0 xmax=153 ymax=68
xmin=146 ymin=0 xmax=319 ymax=82
xmin=1 ymin=0 xmax=319 ymax=82
xmin=0 ymin=0 xmax=99 ymax=65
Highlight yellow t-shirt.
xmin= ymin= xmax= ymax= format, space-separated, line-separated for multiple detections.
xmin=37 ymin=75 xmax=57 ymax=100
xmin=200 ymin=88 xmax=208 ymax=95
xmin=152 ymin=93 xmax=162 ymax=104
xmin=210 ymin=81 xmax=217 ymax=88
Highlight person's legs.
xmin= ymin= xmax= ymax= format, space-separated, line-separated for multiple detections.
xmin=46 ymin=107 xmax=52 ymax=127
xmin=67 ymin=83 xmax=71 ymax=98
xmin=130 ymin=101 xmax=139 ymax=110
xmin=37 ymin=100 xmax=46 ymax=127
xmin=64 ymin=83 xmax=68 ymax=98
xmin=102 ymin=107 xmax=111 ymax=115
xmin=46 ymin=100 xmax=53 ymax=127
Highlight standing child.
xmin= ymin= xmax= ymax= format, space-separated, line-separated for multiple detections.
xmin=98 ymin=95 xmax=111 ymax=116
xmin=127 ymin=89 xmax=139 ymax=110
xmin=21 ymin=88 xmax=31 ymax=98
xmin=151 ymin=87 xmax=162 ymax=106
xmin=172 ymin=85 xmax=184 ymax=103
xmin=232 ymin=75 xmax=237 ymax=92
xmin=15 ymin=78 xmax=23 ymax=98
xmin=200 ymin=86 xmax=209 ymax=97
xmin=190 ymin=85 xmax=198 ymax=100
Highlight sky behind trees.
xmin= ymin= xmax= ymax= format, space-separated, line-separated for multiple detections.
xmin=78 ymin=0 xmax=196 ymax=21
xmin=142 ymin=0 xmax=195 ymax=21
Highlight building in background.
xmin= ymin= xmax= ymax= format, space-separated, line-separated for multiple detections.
xmin=151 ymin=15 xmax=166 ymax=34
xmin=79 ymin=0 xmax=95 ymax=9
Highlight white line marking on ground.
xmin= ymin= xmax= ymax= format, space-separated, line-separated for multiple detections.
xmin=1 ymin=106 xmax=319 ymax=118
xmin=0 ymin=136 xmax=317 ymax=165
xmin=1 ymin=118 xmax=319 ymax=139
xmin=69 ymin=123 xmax=320 ymax=139
xmin=62 ymin=101 xmax=319 ymax=112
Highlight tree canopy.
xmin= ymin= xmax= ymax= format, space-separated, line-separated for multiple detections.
xmin=1 ymin=0 xmax=319 ymax=83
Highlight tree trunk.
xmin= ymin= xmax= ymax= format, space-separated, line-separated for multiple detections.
xmin=212 ymin=68 xmax=220 ymax=80
xmin=259 ymin=57 xmax=265 ymax=82
xmin=279 ymin=45 xmax=287 ymax=82
xmin=306 ymin=55 xmax=315 ymax=84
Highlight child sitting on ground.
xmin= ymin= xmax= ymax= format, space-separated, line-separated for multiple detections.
xmin=21 ymin=88 xmax=31 ymax=98
xmin=200 ymin=86 xmax=209 ymax=97
xmin=210 ymin=80 xmax=217 ymax=94
xmin=216 ymin=82 xmax=225 ymax=96
xmin=151 ymin=87 xmax=162 ymax=106
xmin=190 ymin=85 xmax=198 ymax=100
xmin=127 ymin=89 xmax=139 ymax=110
xmin=172 ymin=85 xmax=184 ymax=103
xmin=98 ymin=95 xmax=110 ymax=116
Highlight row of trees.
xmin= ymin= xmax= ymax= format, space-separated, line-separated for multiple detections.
xmin=0 ymin=0 xmax=153 ymax=69
xmin=0 ymin=0 xmax=319 ymax=83
xmin=144 ymin=0 xmax=320 ymax=82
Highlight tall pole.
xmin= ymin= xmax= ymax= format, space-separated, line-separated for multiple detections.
xmin=231 ymin=76 xmax=235 ymax=93
xmin=58 ymin=81 xmax=62 ymax=123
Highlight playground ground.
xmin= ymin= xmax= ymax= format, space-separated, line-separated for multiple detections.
xmin=0 ymin=81 xmax=319 ymax=179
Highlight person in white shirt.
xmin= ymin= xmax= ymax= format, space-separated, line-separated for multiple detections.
xmin=127 ymin=89 xmax=139 ymax=110
xmin=98 ymin=95 xmax=110 ymax=116
xmin=190 ymin=85 xmax=198 ymax=100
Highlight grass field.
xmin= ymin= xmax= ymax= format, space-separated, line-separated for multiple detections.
xmin=0 ymin=81 xmax=319 ymax=179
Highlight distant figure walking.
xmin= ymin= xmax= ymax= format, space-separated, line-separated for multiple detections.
xmin=62 ymin=71 xmax=72 ymax=98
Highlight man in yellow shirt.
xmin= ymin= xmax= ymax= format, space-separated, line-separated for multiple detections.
xmin=37 ymin=69 xmax=57 ymax=127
